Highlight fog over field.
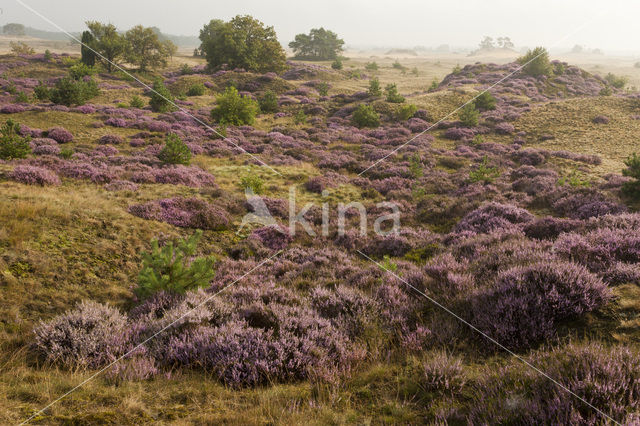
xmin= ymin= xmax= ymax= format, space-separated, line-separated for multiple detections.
xmin=2 ymin=0 xmax=640 ymax=52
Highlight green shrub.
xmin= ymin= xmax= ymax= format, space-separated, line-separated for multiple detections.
xmin=294 ymin=109 xmax=307 ymax=125
xmin=135 ymin=231 xmax=216 ymax=299
xmin=258 ymin=90 xmax=279 ymax=113
xmin=385 ymin=83 xmax=404 ymax=103
xmin=473 ymin=91 xmax=496 ymax=111
xmin=50 ymin=76 xmax=99 ymax=106
xmin=396 ymin=103 xmax=417 ymax=121
xmin=317 ymin=82 xmax=329 ymax=96
xmin=469 ymin=156 xmax=500 ymax=183
xmin=558 ymin=169 xmax=590 ymax=188
xmin=60 ymin=147 xmax=74 ymax=159
xmin=44 ymin=49 xmax=52 ymax=62
xmin=149 ymin=79 xmax=175 ymax=113
xmin=331 ymin=58 xmax=343 ymax=70
xmin=34 ymin=81 xmax=50 ymax=101
xmin=186 ymin=83 xmax=206 ymax=96
xmin=240 ymin=173 xmax=264 ymax=194
xmin=211 ymin=86 xmax=258 ymax=125
xmin=130 ymin=95 xmax=145 ymax=108
xmin=68 ymin=62 xmax=95 ymax=80
xmin=180 ymin=64 xmax=193 ymax=75
xmin=0 ymin=119 xmax=31 ymax=160
xmin=15 ymin=91 xmax=29 ymax=103
xmin=392 ymin=60 xmax=405 ymax=70
xmin=365 ymin=62 xmax=378 ymax=71
xmin=409 ymin=153 xmax=423 ymax=178
xmin=622 ymin=153 xmax=640 ymax=197
xmin=452 ymin=64 xmax=462 ymax=74
xmin=352 ymin=104 xmax=380 ymax=128
xmin=517 ymin=46 xmax=552 ymax=77
xmin=472 ymin=134 xmax=485 ymax=145
xmin=605 ymin=73 xmax=627 ymax=89
xmin=158 ymin=133 xmax=192 ymax=165
xmin=368 ymin=78 xmax=382 ymax=97
xmin=459 ymin=103 xmax=479 ymax=127
xmin=428 ymin=79 xmax=439 ymax=91
xmin=411 ymin=67 xmax=419 ymax=75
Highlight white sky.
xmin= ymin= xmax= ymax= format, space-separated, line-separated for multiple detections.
xmin=3 ymin=0 xmax=639 ymax=53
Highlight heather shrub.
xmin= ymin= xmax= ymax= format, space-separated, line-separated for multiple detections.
xmin=186 ymin=82 xmax=206 ymax=96
xmin=10 ymin=165 xmax=60 ymax=186
xmin=149 ymin=79 xmax=175 ymax=113
xmin=311 ymin=285 xmax=378 ymax=338
xmin=471 ymin=261 xmax=611 ymax=350
xmin=0 ymin=119 xmax=31 ymax=160
xmin=368 ymin=78 xmax=382 ymax=97
xmin=459 ymin=103 xmax=479 ymax=127
xmin=592 ymin=115 xmax=610 ymax=124
xmin=554 ymin=228 xmax=640 ymax=272
xmin=211 ymin=86 xmax=259 ymax=125
xmin=32 ymin=301 xmax=129 ymax=368
xmin=46 ymin=127 xmax=73 ymax=143
xmin=419 ymin=351 xmax=467 ymax=395
xmin=473 ymin=91 xmax=496 ymax=111
xmin=517 ymin=46 xmax=553 ymax=77
xmin=469 ymin=343 xmax=640 ymax=424
xmin=385 ymin=83 xmax=404 ymax=103
xmin=250 ymin=225 xmax=291 ymax=250
xmin=396 ymin=103 xmax=417 ymax=121
xmin=135 ymin=231 xmax=216 ymax=299
xmin=351 ymin=104 xmax=380 ymax=128
xmin=455 ymin=202 xmax=534 ymax=234
xmin=258 ymin=90 xmax=279 ymax=113
xmin=165 ymin=322 xmax=280 ymax=387
xmin=158 ymin=133 xmax=191 ymax=165
xmin=98 ymin=134 xmax=124 ymax=145
xmin=129 ymin=197 xmax=229 ymax=230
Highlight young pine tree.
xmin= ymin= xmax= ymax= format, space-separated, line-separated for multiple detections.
xmin=158 ymin=133 xmax=191 ymax=165
xmin=135 ymin=231 xmax=216 ymax=299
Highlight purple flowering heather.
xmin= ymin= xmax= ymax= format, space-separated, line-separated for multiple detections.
xmin=128 ymin=197 xmax=230 ymax=230
xmin=10 ymin=165 xmax=60 ymax=186
xmin=32 ymin=301 xmax=130 ymax=368
xmin=471 ymin=261 xmax=611 ymax=350
xmin=46 ymin=127 xmax=73 ymax=143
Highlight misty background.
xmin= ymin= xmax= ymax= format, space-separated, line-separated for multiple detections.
xmin=0 ymin=0 xmax=638 ymax=54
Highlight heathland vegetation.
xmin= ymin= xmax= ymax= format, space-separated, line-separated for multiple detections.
xmin=1 ymin=15 xmax=640 ymax=425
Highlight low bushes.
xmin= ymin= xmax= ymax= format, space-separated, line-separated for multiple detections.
xmin=471 ymin=261 xmax=611 ymax=351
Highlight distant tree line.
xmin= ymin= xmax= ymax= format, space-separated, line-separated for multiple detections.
xmin=80 ymin=22 xmax=177 ymax=72
xmin=479 ymin=36 xmax=514 ymax=50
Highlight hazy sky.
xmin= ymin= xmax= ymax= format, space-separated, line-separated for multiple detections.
xmin=3 ymin=0 xmax=639 ymax=53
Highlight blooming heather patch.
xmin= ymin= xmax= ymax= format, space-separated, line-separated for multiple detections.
xmin=471 ymin=261 xmax=611 ymax=350
xmin=10 ymin=165 xmax=60 ymax=186
xmin=32 ymin=301 xmax=129 ymax=368
xmin=46 ymin=127 xmax=73 ymax=143
xmin=128 ymin=197 xmax=230 ymax=230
